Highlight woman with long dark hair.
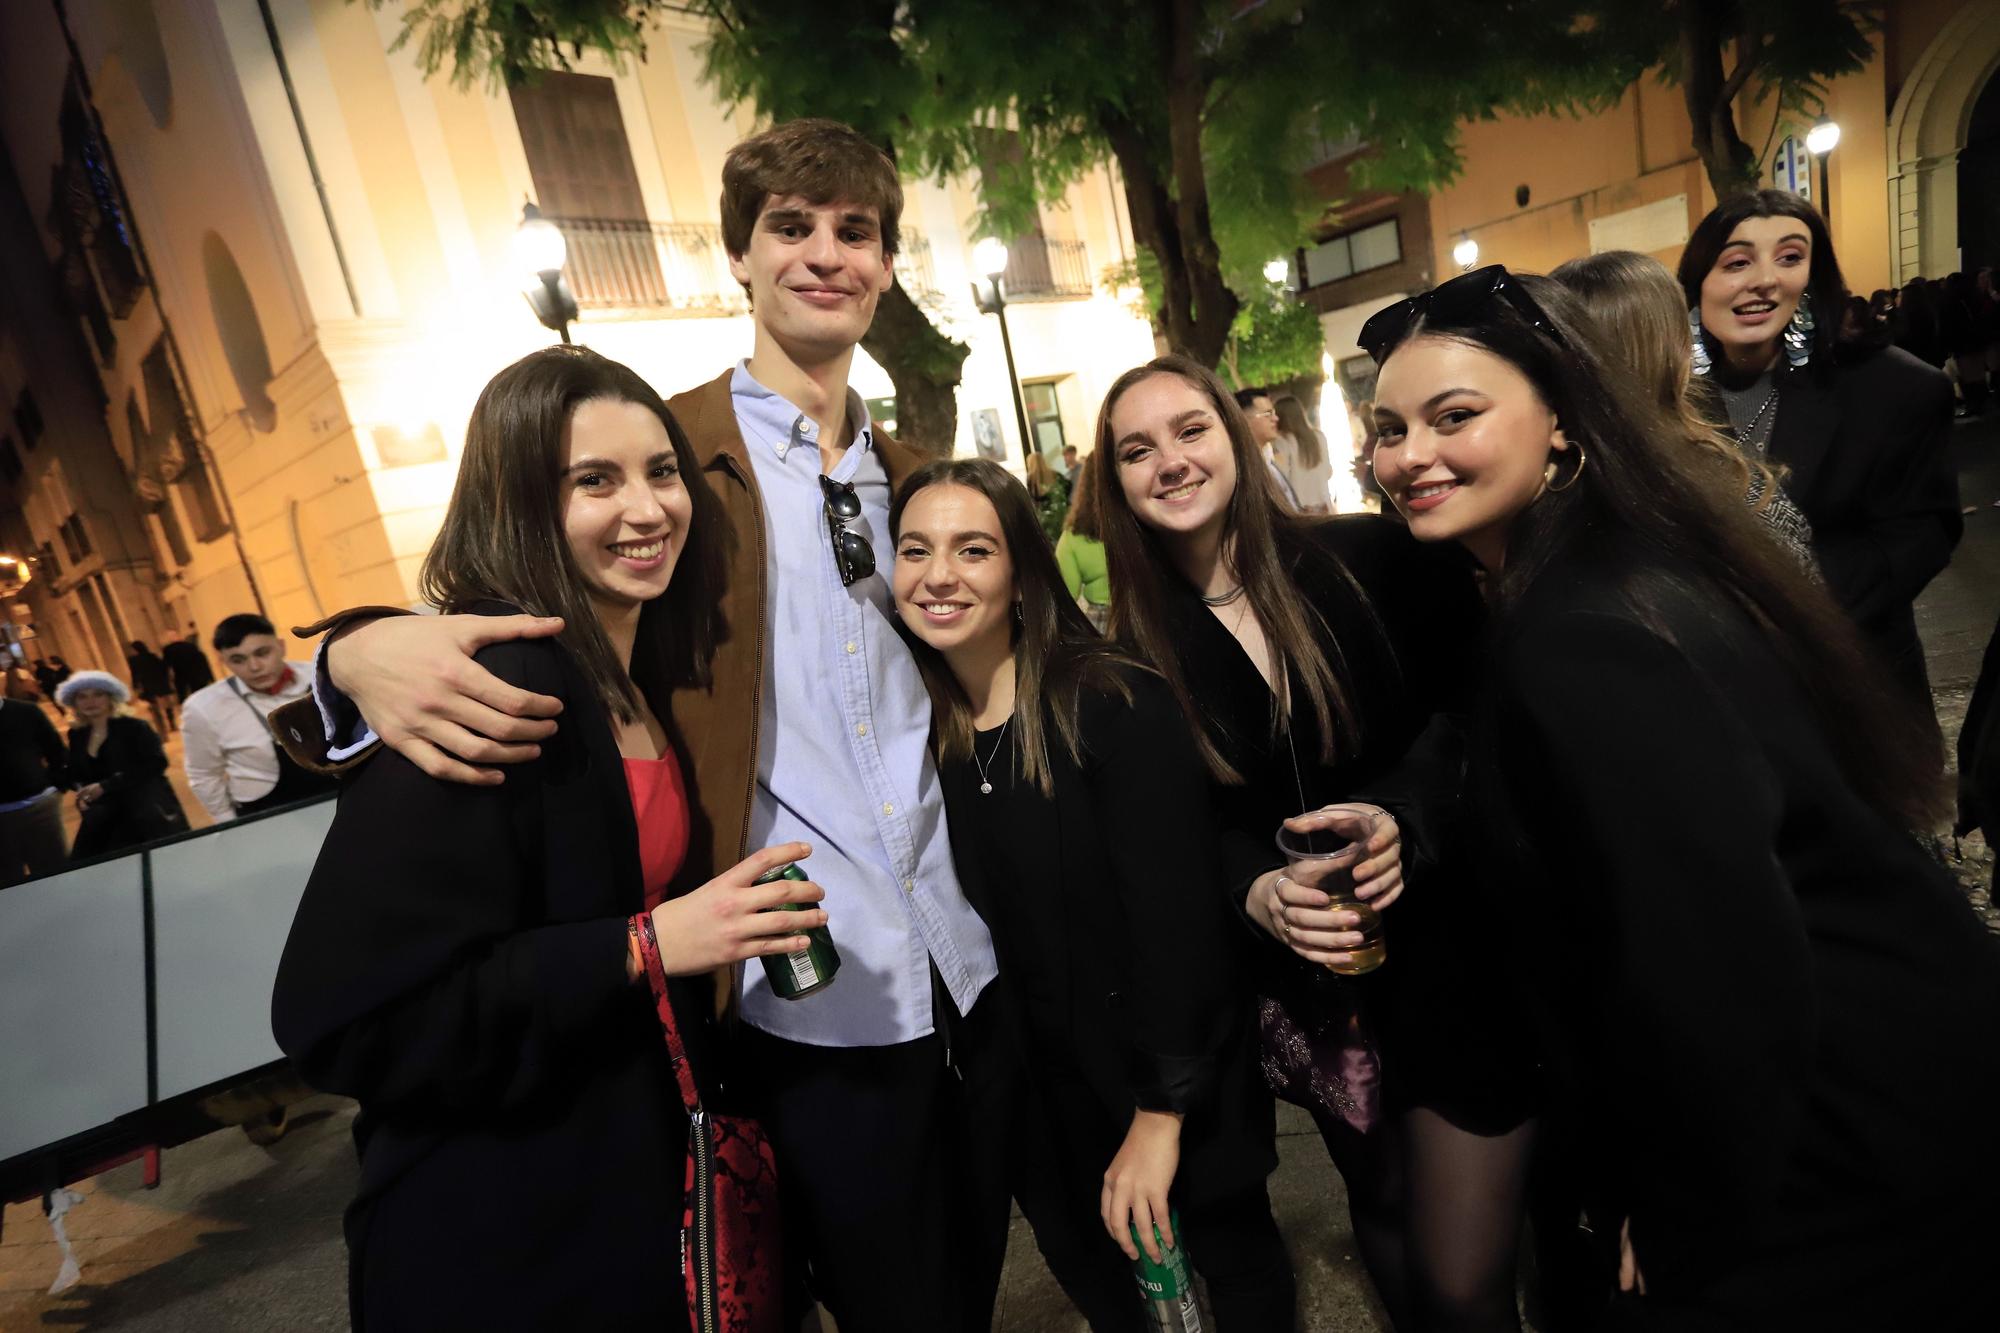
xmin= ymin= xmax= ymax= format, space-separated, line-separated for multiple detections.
xmin=273 ymin=347 xmax=813 ymax=1329
xmin=1087 ymin=356 xmax=1537 ymax=1331
xmin=888 ymin=457 xmax=1297 ymax=1328
xmin=1367 ymin=266 xmax=2000 ymax=1329
xmin=1676 ymin=190 xmax=1960 ymax=716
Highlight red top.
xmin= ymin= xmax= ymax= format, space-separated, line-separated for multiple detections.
xmin=623 ymin=751 xmax=690 ymax=912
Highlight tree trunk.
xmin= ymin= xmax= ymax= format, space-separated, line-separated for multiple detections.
xmin=1161 ymin=0 xmax=1237 ymax=365
xmin=1095 ymin=0 xmax=1240 ymax=370
xmin=1679 ymin=0 xmax=1762 ymax=200
xmin=859 ymin=281 xmax=969 ymax=454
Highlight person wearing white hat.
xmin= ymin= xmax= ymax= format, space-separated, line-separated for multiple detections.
xmin=58 ymin=671 xmax=188 ymax=856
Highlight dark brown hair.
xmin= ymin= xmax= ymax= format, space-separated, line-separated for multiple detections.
xmin=1064 ymin=457 xmax=1102 ymax=540
xmin=1089 ymin=354 xmax=1365 ymax=783
xmin=720 ymin=118 xmax=902 ymax=260
xmin=420 ymin=346 xmax=726 ymax=721
xmin=888 ymin=459 xmax=1138 ymax=797
xmin=1386 ymin=271 xmax=1945 ymax=828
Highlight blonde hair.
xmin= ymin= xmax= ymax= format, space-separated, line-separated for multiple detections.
xmin=1550 ymin=250 xmax=1781 ymax=512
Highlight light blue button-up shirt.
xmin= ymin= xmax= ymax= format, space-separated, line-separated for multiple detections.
xmin=728 ymin=365 xmax=996 ymax=1046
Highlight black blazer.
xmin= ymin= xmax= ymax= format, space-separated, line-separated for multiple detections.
xmin=67 ymin=716 xmax=186 ymax=855
xmin=942 ymin=671 xmax=1275 ymax=1205
xmin=1765 ymin=346 xmax=1959 ymax=691
xmin=272 ymin=613 xmax=715 ymax=1331
xmin=1487 ymin=544 xmax=2000 ymax=1329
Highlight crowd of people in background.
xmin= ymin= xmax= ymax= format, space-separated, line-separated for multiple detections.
xmin=1862 ymin=265 xmax=2000 ymax=417
xmin=0 ymin=614 xmax=335 ymax=886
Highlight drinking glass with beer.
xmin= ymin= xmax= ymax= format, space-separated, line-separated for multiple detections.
xmin=1274 ymin=806 xmax=1387 ymax=975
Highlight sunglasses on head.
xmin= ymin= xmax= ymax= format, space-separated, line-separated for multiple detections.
xmin=1358 ymin=265 xmax=1564 ymax=365
xmin=820 ymin=475 xmax=876 ymax=587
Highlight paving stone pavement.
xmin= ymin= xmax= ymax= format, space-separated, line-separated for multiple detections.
xmin=3 ymin=415 xmax=1994 ymax=1333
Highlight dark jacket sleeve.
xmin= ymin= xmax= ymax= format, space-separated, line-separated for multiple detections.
xmin=1087 ymin=678 xmax=1239 ymax=1114
xmin=1815 ymin=363 xmax=1960 ymax=627
xmin=1498 ymin=609 xmax=1817 ymax=1297
xmin=269 ymin=604 xmax=415 ymax=774
xmin=94 ymin=718 xmax=169 ymax=795
xmin=271 ymin=638 xmax=633 ymax=1119
xmin=35 ymin=707 xmax=69 ymax=789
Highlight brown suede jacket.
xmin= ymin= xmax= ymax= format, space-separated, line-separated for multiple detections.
xmin=273 ymin=367 xmax=931 ymax=885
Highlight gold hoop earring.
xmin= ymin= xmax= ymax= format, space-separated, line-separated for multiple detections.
xmin=1544 ymin=445 xmax=1587 ymax=493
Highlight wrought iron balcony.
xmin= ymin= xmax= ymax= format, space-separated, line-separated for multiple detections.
xmin=998 ymin=236 xmax=1092 ymax=300
xmin=547 ymin=217 xmax=943 ymax=314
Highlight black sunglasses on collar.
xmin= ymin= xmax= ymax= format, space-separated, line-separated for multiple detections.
xmin=1358 ymin=264 xmax=1565 ymax=365
xmin=820 ymin=475 xmax=876 ymax=587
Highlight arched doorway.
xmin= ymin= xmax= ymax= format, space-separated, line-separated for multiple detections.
xmin=1887 ymin=4 xmax=2000 ymax=281
xmin=1961 ymin=72 xmax=2000 ymax=273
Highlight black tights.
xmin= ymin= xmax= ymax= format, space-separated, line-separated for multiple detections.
xmin=1312 ymin=1105 xmax=1536 ymax=1332
xmin=1404 ymin=1109 xmax=1536 ymax=1332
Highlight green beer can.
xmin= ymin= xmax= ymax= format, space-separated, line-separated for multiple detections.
xmin=1131 ymin=1212 xmax=1202 ymax=1332
xmin=754 ymin=863 xmax=840 ymax=1000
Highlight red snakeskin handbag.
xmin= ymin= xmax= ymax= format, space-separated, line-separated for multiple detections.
xmin=634 ymin=914 xmax=783 ymax=1333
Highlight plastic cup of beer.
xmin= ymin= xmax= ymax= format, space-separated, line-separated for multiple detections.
xmin=1274 ymin=806 xmax=1386 ymax=975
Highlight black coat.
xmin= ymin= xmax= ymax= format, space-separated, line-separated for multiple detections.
xmin=1166 ymin=516 xmax=1536 ymax=1128
xmin=272 ymin=618 xmax=716 ymax=1331
xmin=160 ymin=640 xmax=213 ymax=695
xmin=67 ymin=716 xmax=187 ymax=856
xmin=941 ymin=671 xmax=1275 ymax=1206
xmin=1487 ymin=544 xmax=2000 ymax=1329
xmin=1765 ymin=347 xmax=1960 ymax=700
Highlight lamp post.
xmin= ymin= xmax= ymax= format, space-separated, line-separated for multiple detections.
xmin=1263 ymin=256 xmax=1291 ymax=287
xmin=971 ymin=236 xmax=1033 ymax=465
xmin=1452 ymin=232 xmax=1480 ymax=272
xmin=1806 ymin=118 xmax=1841 ymax=226
xmin=514 ymin=202 xmax=578 ymax=344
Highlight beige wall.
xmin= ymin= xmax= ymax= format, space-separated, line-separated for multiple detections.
xmin=1428 ymin=40 xmax=1904 ymax=295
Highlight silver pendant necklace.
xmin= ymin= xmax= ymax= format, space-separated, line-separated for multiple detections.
xmin=973 ymin=717 xmax=1011 ymax=795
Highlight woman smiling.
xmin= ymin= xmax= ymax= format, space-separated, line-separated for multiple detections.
xmin=1367 ymin=266 xmax=2000 ymax=1329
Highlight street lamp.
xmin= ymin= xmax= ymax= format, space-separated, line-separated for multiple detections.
xmin=1806 ymin=117 xmax=1841 ymax=223
xmin=1452 ymin=232 xmax=1480 ymax=271
xmin=970 ymin=237 xmax=1033 ymax=465
xmin=1263 ymin=256 xmax=1291 ymax=286
xmin=514 ymin=202 xmax=578 ymax=344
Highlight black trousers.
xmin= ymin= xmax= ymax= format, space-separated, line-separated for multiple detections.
xmin=1009 ymin=1062 xmax=1296 ymax=1331
xmin=740 ymin=983 xmax=1012 ymax=1333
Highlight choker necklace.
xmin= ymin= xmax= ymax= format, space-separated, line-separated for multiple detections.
xmin=973 ymin=717 xmax=1011 ymax=795
xmin=1201 ymin=585 xmax=1246 ymax=607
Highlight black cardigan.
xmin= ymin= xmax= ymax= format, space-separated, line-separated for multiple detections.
xmin=272 ymin=622 xmax=715 ymax=1331
xmin=1764 ymin=345 xmax=1960 ymax=694
xmin=67 ymin=716 xmax=185 ymax=854
xmin=941 ymin=670 xmax=1275 ymax=1205
xmin=1487 ymin=546 xmax=2000 ymax=1328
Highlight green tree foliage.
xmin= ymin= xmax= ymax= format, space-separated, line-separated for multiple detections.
xmin=1220 ymin=287 xmax=1326 ymax=393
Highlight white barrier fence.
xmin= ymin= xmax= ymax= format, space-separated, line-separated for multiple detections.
xmin=0 ymin=797 xmax=335 ymax=1165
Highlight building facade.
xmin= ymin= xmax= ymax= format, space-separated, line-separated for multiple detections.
xmin=1296 ymin=0 xmax=1999 ymax=407
xmin=0 ymin=0 xmax=1156 ymax=667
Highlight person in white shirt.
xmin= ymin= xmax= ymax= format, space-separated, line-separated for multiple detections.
xmin=182 ymin=614 xmax=335 ymax=821
xmin=1234 ymin=387 xmax=1302 ymax=508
